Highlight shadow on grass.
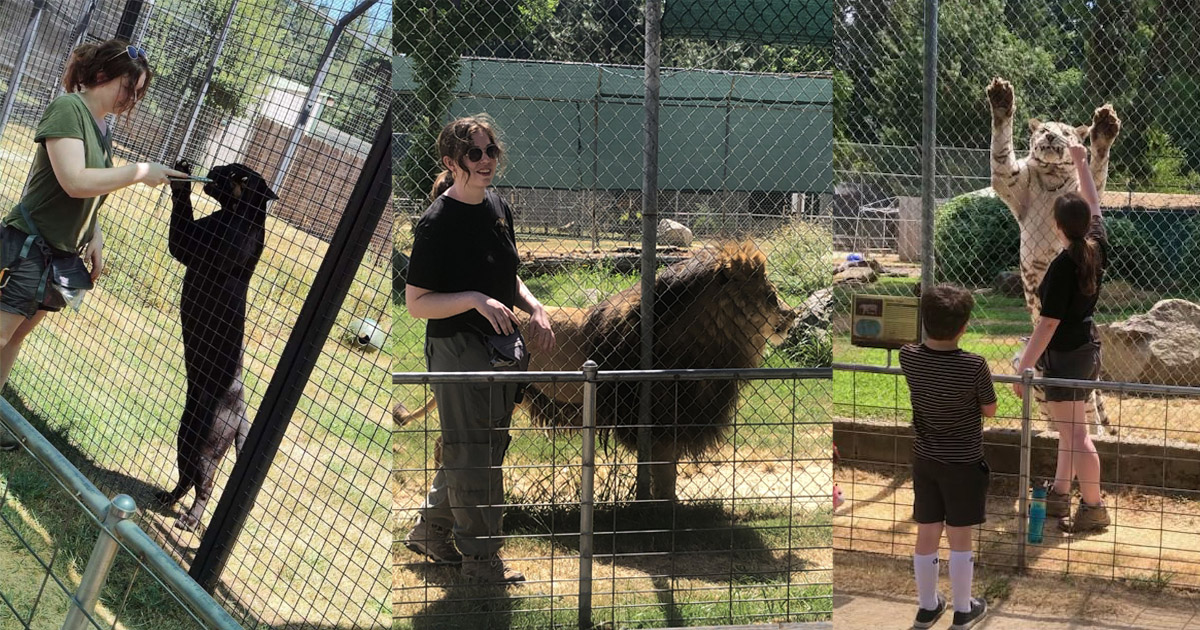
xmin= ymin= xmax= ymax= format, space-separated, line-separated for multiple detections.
xmin=504 ymin=499 xmax=808 ymax=586
xmin=0 ymin=388 xmax=270 ymax=629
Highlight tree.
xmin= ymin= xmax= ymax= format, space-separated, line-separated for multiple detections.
xmin=394 ymin=0 xmax=558 ymax=203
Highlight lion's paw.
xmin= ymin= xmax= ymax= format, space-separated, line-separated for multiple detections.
xmin=1091 ymin=104 xmax=1121 ymax=144
xmin=987 ymin=77 xmax=1014 ymax=118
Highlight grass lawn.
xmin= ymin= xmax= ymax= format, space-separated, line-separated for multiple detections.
xmin=0 ymin=121 xmax=393 ymax=627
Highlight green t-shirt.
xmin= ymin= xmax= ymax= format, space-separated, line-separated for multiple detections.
xmin=4 ymin=93 xmax=112 ymax=253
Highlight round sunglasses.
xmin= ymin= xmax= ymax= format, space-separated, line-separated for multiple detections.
xmin=465 ymin=144 xmax=500 ymax=162
xmin=106 ymin=45 xmax=149 ymax=63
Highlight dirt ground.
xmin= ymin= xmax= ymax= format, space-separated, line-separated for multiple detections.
xmin=836 ymin=465 xmax=1200 ymax=591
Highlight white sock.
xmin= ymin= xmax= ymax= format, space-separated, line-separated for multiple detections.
xmin=913 ymin=552 xmax=939 ymax=610
xmin=949 ymin=550 xmax=974 ymax=613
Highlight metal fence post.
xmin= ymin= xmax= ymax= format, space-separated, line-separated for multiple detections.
xmin=175 ymin=0 xmax=239 ymax=162
xmin=270 ymin=0 xmax=377 ymax=195
xmin=0 ymin=0 xmax=47 ymax=143
xmin=579 ymin=360 xmax=598 ymax=630
xmin=61 ymin=495 xmax=137 ymax=630
xmin=637 ymin=0 xmax=663 ymax=501
xmin=1017 ymin=368 xmax=1034 ymax=571
xmin=919 ymin=0 xmax=938 ymax=292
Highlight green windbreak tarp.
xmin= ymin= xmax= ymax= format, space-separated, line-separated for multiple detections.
xmin=662 ymin=0 xmax=833 ymax=46
xmin=395 ymin=56 xmax=833 ymax=193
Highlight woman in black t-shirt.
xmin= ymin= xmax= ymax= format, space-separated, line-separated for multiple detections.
xmin=1013 ymin=144 xmax=1110 ymax=533
xmin=402 ymin=115 xmax=554 ymax=583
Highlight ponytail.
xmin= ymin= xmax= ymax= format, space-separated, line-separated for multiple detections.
xmin=430 ymin=170 xmax=453 ymax=201
xmin=1067 ymin=235 xmax=1100 ymax=296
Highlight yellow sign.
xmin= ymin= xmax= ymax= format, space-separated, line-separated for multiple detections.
xmin=851 ymin=294 xmax=922 ymax=349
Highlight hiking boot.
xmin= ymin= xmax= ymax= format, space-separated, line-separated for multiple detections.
xmin=403 ymin=519 xmax=462 ymax=565
xmin=0 ymin=428 xmax=18 ymax=452
xmin=1045 ymin=487 xmax=1072 ymax=518
xmin=461 ymin=554 xmax=526 ymax=584
xmin=949 ymin=597 xmax=987 ymax=630
xmin=912 ymin=592 xmax=946 ymax=629
xmin=1059 ymin=501 xmax=1111 ymax=533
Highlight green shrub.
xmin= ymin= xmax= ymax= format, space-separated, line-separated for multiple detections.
xmin=933 ymin=192 xmax=1019 ymax=287
xmin=762 ymin=218 xmax=833 ymax=297
xmin=1103 ymin=216 xmax=1159 ymax=289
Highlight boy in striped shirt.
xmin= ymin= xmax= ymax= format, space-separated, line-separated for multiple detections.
xmin=900 ymin=284 xmax=997 ymax=630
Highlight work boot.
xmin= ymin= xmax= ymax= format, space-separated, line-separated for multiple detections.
xmin=1045 ymin=486 xmax=1071 ymax=518
xmin=403 ymin=519 xmax=462 ymax=565
xmin=461 ymin=554 xmax=525 ymax=584
xmin=1059 ymin=501 xmax=1111 ymax=533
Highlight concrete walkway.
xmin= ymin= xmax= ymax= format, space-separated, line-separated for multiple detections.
xmin=835 ymin=591 xmax=1200 ymax=629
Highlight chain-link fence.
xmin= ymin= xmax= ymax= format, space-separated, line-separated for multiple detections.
xmin=0 ymin=0 xmax=392 ymax=627
xmin=394 ymin=0 xmax=833 ymax=626
xmin=834 ymin=0 xmax=1200 ymax=448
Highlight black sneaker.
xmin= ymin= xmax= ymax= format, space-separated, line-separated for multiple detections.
xmin=949 ymin=597 xmax=987 ymax=630
xmin=913 ymin=592 xmax=946 ymax=629
xmin=0 ymin=429 xmax=17 ymax=452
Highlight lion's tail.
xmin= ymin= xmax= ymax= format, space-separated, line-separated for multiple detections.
xmin=393 ymin=397 xmax=437 ymax=427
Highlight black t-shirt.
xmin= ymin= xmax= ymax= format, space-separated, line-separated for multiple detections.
xmin=1038 ymin=216 xmax=1109 ymax=351
xmin=406 ymin=190 xmax=520 ymax=338
xmin=899 ymin=344 xmax=996 ymax=464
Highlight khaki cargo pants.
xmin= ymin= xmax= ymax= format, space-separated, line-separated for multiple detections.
xmin=418 ymin=331 xmax=519 ymax=557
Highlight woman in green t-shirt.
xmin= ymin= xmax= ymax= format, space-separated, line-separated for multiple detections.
xmin=0 ymin=39 xmax=183 ymax=435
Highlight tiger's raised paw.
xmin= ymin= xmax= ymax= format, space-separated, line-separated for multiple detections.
xmin=987 ymin=77 xmax=1015 ymax=119
xmin=1090 ymin=104 xmax=1121 ymax=145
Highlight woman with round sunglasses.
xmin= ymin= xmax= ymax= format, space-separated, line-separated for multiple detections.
xmin=403 ymin=114 xmax=555 ymax=583
xmin=0 ymin=39 xmax=184 ymax=448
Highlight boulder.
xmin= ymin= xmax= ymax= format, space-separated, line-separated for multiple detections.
xmin=1097 ymin=299 xmax=1200 ymax=386
xmin=994 ymin=270 xmax=1024 ymax=298
xmin=658 ymin=219 xmax=693 ymax=247
xmin=833 ymin=266 xmax=877 ymax=285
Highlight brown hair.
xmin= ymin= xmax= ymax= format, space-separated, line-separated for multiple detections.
xmin=920 ymin=284 xmax=975 ymax=340
xmin=1053 ymin=192 xmax=1101 ymax=296
xmin=429 ymin=114 xmax=505 ymax=201
xmin=62 ymin=39 xmax=152 ymax=116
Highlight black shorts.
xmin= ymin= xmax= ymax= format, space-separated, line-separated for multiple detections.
xmin=0 ymin=225 xmax=69 ymax=319
xmin=1037 ymin=340 xmax=1101 ymax=402
xmin=912 ymin=456 xmax=990 ymax=527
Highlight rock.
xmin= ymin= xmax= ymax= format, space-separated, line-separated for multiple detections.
xmin=994 ymin=270 xmax=1024 ymax=298
xmin=658 ymin=219 xmax=693 ymax=247
xmin=797 ymin=287 xmax=833 ymax=329
xmin=1097 ymin=299 xmax=1200 ymax=386
xmin=833 ymin=267 xmax=877 ymax=285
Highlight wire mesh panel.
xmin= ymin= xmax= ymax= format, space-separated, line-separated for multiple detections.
xmin=834 ymin=368 xmax=1200 ymax=591
xmin=834 ymin=0 xmax=1200 ymax=442
xmin=0 ymin=0 xmax=392 ymax=627
xmin=394 ymin=0 xmax=833 ymax=626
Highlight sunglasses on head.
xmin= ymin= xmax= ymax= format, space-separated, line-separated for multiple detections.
xmin=108 ymin=45 xmax=148 ymax=63
xmin=465 ymin=144 xmax=500 ymax=162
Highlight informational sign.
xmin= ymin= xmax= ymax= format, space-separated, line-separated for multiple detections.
xmin=851 ymin=294 xmax=922 ymax=349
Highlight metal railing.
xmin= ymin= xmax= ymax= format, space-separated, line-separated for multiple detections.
xmin=0 ymin=396 xmax=241 ymax=629
xmin=394 ymin=365 xmax=832 ymax=629
xmin=834 ymin=361 xmax=1200 ymax=583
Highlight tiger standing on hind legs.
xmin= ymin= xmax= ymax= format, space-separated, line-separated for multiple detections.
xmin=986 ymin=76 xmax=1119 ymax=443
xmin=990 ymin=77 xmax=1116 ymax=533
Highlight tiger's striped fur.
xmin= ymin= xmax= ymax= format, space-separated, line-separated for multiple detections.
xmin=987 ymin=77 xmax=1119 ymax=436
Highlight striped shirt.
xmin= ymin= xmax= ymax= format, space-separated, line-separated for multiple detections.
xmin=899 ymin=344 xmax=996 ymax=464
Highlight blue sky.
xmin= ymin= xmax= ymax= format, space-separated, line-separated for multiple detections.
xmin=317 ymin=0 xmax=390 ymax=26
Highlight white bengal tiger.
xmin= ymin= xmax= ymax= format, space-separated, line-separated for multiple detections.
xmin=987 ymin=77 xmax=1119 ymax=436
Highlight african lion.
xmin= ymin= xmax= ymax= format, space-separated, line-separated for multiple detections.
xmin=987 ymin=77 xmax=1119 ymax=435
xmin=397 ymin=241 xmax=797 ymax=500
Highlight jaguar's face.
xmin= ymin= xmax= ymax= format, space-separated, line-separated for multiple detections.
xmin=203 ymin=164 xmax=278 ymax=209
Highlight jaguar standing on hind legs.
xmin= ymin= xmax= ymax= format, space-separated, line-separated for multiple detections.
xmin=154 ymin=159 xmax=278 ymax=531
xmin=987 ymin=77 xmax=1118 ymax=439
